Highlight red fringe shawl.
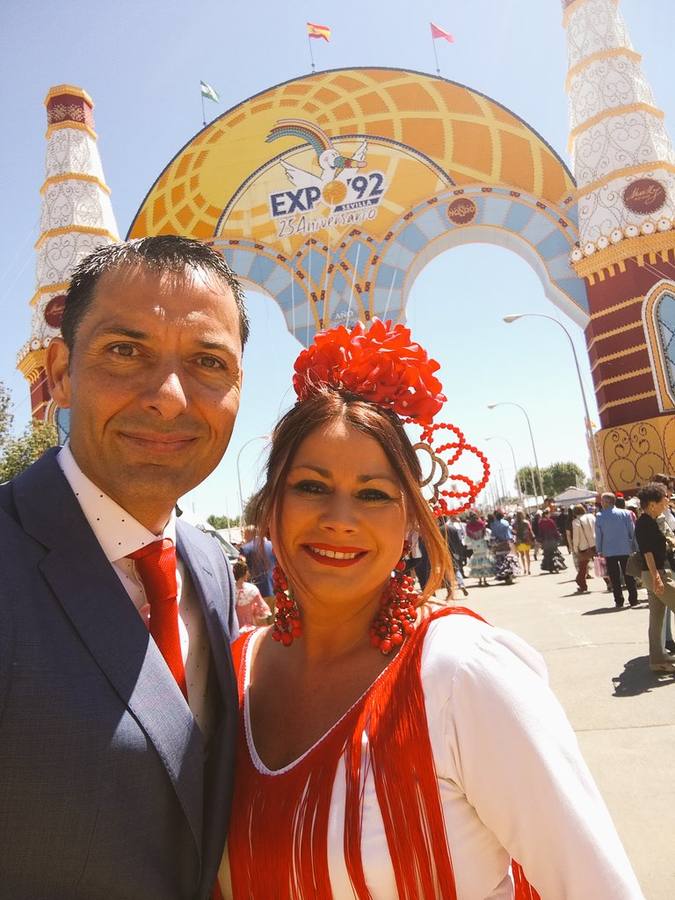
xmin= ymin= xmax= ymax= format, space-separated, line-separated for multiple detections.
xmin=225 ymin=608 xmax=541 ymax=899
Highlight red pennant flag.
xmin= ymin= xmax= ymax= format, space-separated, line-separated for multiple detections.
xmin=430 ymin=22 xmax=454 ymax=43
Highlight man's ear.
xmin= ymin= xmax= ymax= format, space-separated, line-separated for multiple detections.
xmin=46 ymin=337 xmax=72 ymax=409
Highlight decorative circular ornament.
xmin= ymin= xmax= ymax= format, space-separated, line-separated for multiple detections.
xmin=30 ymin=338 xmax=40 ymax=350
xmin=447 ymin=197 xmax=477 ymax=226
xmin=44 ymin=294 xmax=66 ymax=329
xmin=596 ymin=235 xmax=609 ymax=250
xmin=623 ymin=178 xmax=667 ymax=215
xmin=641 ymin=221 xmax=655 ymax=235
xmin=624 ymin=224 xmax=639 ymax=239
xmin=657 ymin=217 xmax=672 ymax=232
xmin=610 ymin=229 xmax=623 ymax=244
xmin=583 ymin=242 xmax=596 ymax=257
xmin=571 ymin=248 xmax=583 ymax=262
xmin=322 ymin=179 xmax=348 ymax=206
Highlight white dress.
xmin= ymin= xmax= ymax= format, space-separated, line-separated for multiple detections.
xmin=227 ymin=615 xmax=643 ymax=899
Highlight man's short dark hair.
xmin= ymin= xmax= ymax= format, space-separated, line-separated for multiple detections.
xmin=61 ymin=236 xmax=250 ymax=351
xmin=638 ymin=482 xmax=668 ymax=509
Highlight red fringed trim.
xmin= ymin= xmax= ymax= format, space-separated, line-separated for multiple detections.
xmin=225 ymin=612 xmax=541 ymax=899
xmin=512 ymin=861 xmax=542 ymax=900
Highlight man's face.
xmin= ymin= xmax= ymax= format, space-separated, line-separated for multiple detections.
xmin=48 ymin=264 xmax=243 ymax=523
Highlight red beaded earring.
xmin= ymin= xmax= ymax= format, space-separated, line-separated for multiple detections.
xmin=271 ymin=564 xmax=302 ymax=646
xmin=369 ymin=550 xmax=418 ymax=655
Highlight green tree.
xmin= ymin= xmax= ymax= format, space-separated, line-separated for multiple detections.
xmin=207 ymin=514 xmax=241 ymax=529
xmin=0 ymin=381 xmax=13 ymax=445
xmin=515 ymin=465 xmax=541 ymax=497
xmin=544 ymin=461 xmax=587 ymax=495
xmin=0 ymin=380 xmax=59 ymax=482
xmin=515 ymin=461 xmax=587 ymax=499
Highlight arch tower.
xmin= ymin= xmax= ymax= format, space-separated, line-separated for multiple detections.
xmin=563 ymin=0 xmax=675 ymax=486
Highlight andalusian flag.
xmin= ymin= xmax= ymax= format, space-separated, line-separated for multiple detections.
xmin=430 ymin=22 xmax=455 ymax=43
xmin=307 ymin=21 xmax=331 ymax=42
xmin=200 ymin=80 xmax=220 ymax=103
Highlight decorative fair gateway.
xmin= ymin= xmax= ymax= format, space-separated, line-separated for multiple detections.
xmin=18 ymin=2 xmax=675 ymax=491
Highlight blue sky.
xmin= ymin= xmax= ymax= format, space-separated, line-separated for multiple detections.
xmin=1 ymin=1 xmax=673 ymax=519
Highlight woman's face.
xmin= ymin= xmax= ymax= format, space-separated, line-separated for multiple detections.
xmin=273 ymin=419 xmax=408 ymax=614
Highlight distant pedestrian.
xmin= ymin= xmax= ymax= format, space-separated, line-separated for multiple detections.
xmin=233 ymin=560 xmax=272 ymax=629
xmin=240 ymin=525 xmax=276 ymax=607
xmin=465 ymin=512 xmax=492 ymax=586
xmin=570 ymin=504 xmax=596 ymax=594
xmin=513 ymin=509 xmax=534 ymax=575
xmin=634 ymin=482 xmax=675 ymax=673
xmin=441 ymin=517 xmax=469 ymax=597
xmin=539 ymin=508 xmax=563 ymax=573
xmin=595 ymin=492 xmax=638 ymax=608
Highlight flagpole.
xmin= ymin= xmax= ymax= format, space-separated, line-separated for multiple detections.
xmin=431 ymin=35 xmax=441 ymax=75
xmin=201 ymin=89 xmax=206 ymax=127
xmin=307 ymin=35 xmax=316 ymax=73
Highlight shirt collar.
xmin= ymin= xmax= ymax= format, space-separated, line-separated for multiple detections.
xmin=57 ymin=442 xmax=176 ymax=563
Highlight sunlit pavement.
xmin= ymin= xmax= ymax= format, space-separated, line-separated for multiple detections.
xmin=440 ymin=554 xmax=674 ymax=899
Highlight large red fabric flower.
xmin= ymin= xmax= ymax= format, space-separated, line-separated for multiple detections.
xmin=293 ymin=319 xmax=446 ymax=425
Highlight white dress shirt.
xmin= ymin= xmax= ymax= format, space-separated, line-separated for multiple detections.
xmin=57 ymin=443 xmax=216 ymax=738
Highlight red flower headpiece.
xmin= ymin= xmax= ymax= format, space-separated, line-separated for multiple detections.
xmin=293 ymin=319 xmax=489 ymax=515
xmin=293 ymin=318 xmax=445 ymax=425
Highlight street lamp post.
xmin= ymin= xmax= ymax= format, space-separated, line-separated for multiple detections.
xmin=487 ymin=401 xmax=545 ymax=501
xmin=503 ymin=313 xmax=603 ymax=490
xmin=236 ymin=435 xmax=270 ymax=527
xmin=485 ymin=435 xmax=525 ymax=508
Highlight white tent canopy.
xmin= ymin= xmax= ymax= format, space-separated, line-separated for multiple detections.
xmin=554 ymin=486 xmax=596 ymax=508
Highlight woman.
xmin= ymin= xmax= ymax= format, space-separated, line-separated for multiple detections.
xmin=233 ymin=559 xmax=272 ymax=630
xmin=570 ymin=503 xmax=596 ymax=594
xmin=513 ymin=510 xmax=534 ymax=576
xmin=490 ymin=510 xmax=519 ymax=585
xmin=538 ymin=508 xmax=563 ymax=573
xmin=218 ymin=320 xmax=642 ymax=899
xmin=465 ymin=511 xmax=492 ymax=586
xmin=635 ymin=482 xmax=675 ymax=674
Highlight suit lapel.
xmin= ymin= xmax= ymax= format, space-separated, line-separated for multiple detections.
xmin=176 ymin=522 xmax=238 ymax=891
xmin=176 ymin=522 xmax=237 ymax=701
xmin=13 ymin=451 xmax=205 ymax=856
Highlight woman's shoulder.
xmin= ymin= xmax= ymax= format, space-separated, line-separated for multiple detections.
xmin=419 ymin=610 xmax=548 ymax=693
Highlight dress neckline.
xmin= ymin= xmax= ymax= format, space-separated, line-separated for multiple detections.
xmin=241 ymin=626 xmax=409 ymax=776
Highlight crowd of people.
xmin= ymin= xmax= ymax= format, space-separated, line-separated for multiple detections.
xmin=403 ymin=478 xmax=675 ymax=674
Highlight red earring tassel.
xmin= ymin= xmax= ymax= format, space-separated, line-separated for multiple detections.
xmin=271 ymin=564 xmax=302 ymax=646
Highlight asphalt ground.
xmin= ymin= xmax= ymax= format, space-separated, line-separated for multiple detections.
xmin=441 ymin=551 xmax=674 ymax=900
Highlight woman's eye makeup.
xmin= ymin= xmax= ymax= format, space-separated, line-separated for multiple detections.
xmin=289 ymin=480 xmax=393 ymax=502
xmin=291 ymin=480 xmax=328 ymax=494
xmin=357 ymin=488 xmax=393 ymax=501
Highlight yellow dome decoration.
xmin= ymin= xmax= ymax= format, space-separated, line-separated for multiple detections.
xmin=128 ymin=67 xmax=574 ymax=245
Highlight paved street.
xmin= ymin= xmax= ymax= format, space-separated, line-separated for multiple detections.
xmin=447 ymin=554 xmax=674 ymax=900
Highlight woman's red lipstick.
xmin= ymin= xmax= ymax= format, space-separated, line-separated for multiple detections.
xmin=302 ymin=543 xmax=368 ymax=568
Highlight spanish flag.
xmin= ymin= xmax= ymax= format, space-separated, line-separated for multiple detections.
xmin=307 ymin=21 xmax=331 ymax=41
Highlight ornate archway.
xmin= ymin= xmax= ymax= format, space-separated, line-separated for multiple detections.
xmin=128 ymin=67 xmax=587 ymax=345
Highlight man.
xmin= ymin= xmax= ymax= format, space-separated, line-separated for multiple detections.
xmin=240 ymin=524 xmax=276 ymax=606
xmin=652 ymin=474 xmax=675 ymax=651
xmin=595 ymin=491 xmax=638 ymax=608
xmin=0 ymin=236 xmax=248 ymax=898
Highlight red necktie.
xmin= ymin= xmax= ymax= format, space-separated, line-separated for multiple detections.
xmin=128 ymin=539 xmax=188 ymax=699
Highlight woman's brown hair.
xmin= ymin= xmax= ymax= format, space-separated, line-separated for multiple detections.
xmin=250 ymin=386 xmax=452 ymax=599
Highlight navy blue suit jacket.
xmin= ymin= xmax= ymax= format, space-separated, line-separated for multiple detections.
xmin=0 ymin=449 xmax=238 ymax=899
